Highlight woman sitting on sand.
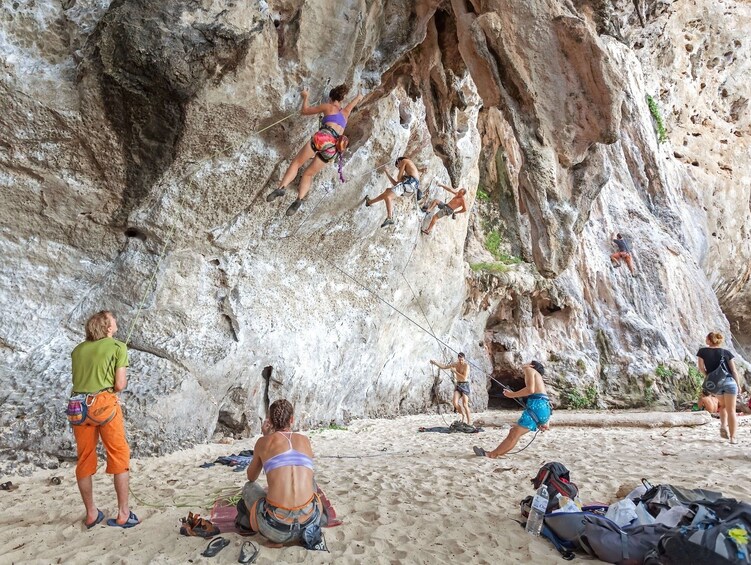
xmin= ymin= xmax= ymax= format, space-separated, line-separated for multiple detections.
xmin=240 ymin=399 xmax=324 ymax=548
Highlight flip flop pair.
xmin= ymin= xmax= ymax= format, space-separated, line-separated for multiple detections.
xmin=0 ymin=481 xmax=18 ymax=491
xmin=107 ymin=510 xmax=140 ymax=528
xmin=85 ymin=509 xmax=105 ymax=529
xmin=201 ymin=536 xmax=230 ymax=558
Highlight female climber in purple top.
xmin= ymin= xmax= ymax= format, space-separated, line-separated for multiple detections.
xmin=240 ymin=399 xmax=323 ymax=547
xmin=266 ymin=84 xmax=364 ymax=216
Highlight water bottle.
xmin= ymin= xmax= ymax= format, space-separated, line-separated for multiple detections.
xmin=526 ymin=484 xmax=549 ymax=536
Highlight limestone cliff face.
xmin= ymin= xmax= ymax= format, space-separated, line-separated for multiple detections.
xmin=0 ymin=0 xmax=748 ymax=470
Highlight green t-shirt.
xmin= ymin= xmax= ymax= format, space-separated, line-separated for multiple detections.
xmin=71 ymin=337 xmax=129 ymax=393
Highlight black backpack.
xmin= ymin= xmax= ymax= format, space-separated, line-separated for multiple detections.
xmin=643 ymin=499 xmax=751 ymax=565
xmin=531 ymin=462 xmax=579 ymax=510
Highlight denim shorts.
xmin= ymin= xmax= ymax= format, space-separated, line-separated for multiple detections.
xmin=715 ymin=378 xmax=738 ymax=396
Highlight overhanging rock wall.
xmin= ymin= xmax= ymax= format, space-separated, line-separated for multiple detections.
xmin=0 ymin=0 xmax=748 ymax=471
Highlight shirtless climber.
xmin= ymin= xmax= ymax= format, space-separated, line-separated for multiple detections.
xmin=421 ymin=183 xmax=468 ymax=235
xmin=473 ymin=361 xmax=551 ymax=458
xmin=364 ymin=157 xmax=421 ymax=228
xmin=610 ymin=233 xmax=636 ymax=275
xmin=430 ymin=352 xmax=471 ymax=426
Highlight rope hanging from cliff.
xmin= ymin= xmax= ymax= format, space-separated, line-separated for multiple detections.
xmin=318 ymin=252 xmax=528 ymax=412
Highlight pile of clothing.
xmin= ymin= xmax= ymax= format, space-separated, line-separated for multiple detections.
xmin=522 ymin=462 xmax=751 ymax=564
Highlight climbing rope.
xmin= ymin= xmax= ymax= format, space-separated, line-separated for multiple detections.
xmin=128 ymin=482 xmax=241 ymax=510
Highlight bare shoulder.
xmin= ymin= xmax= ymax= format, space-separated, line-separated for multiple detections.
xmin=293 ymin=433 xmax=314 ymax=455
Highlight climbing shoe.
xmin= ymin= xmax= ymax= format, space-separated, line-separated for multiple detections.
xmin=416 ymin=189 xmax=423 ymax=201
xmin=420 ymin=205 xmax=429 ymax=213
xmin=266 ymin=188 xmax=286 ymax=202
xmin=364 ymin=195 xmax=372 ymax=207
xmin=380 ymin=217 xmax=394 ymax=228
xmin=286 ymin=199 xmax=303 ymax=216
xmin=180 ymin=512 xmax=220 ymax=538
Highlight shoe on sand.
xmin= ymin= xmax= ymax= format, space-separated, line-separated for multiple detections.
xmin=201 ymin=536 xmax=230 ymax=558
xmin=239 ymin=540 xmax=260 ymax=563
xmin=473 ymin=446 xmax=487 ymax=457
xmin=107 ymin=510 xmax=140 ymax=529
xmin=85 ymin=509 xmax=105 ymax=529
xmin=381 ymin=218 xmax=394 ymax=228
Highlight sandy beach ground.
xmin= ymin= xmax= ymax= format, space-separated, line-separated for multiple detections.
xmin=1 ymin=410 xmax=748 ymax=564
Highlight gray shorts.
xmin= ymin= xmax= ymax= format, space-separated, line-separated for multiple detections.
xmin=391 ymin=176 xmax=419 ymax=197
xmin=455 ymin=382 xmax=471 ymax=397
xmin=242 ymin=481 xmax=322 ymax=544
xmin=436 ymin=203 xmax=454 ymax=219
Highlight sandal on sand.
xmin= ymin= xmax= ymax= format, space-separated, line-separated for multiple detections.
xmin=107 ymin=510 xmax=140 ymax=528
xmin=85 ymin=509 xmax=105 ymax=529
xmin=473 ymin=446 xmax=487 ymax=457
xmin=266 ymin=188 xmax=286 ymax=202
xmin=239 ymin=540 xmax=260 ymax=563
xmin=0 ymin=481 xmax=18 ymax=491
xmin=202 ymin=536 xmax=230 ymax=558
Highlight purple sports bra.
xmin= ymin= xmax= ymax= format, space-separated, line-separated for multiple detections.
xmin=322 ymin=111 xmax=347 ymax=129
xmin=262 ymin=432 xmax=315 ymax=474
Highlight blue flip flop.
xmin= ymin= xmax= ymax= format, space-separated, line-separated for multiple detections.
xmin=107 ymin=510 xmax=140 ymax=528
xmin=85 ymin=509 xmax=105 ymax=529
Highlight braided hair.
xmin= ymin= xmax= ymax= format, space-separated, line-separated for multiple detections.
xmin=268 ymin=399 xmax=294 ymax=430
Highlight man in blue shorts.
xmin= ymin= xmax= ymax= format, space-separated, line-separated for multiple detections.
xmin=473 ymin=361 xmax=551 ymax=458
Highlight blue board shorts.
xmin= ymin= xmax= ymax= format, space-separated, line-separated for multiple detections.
xmin=517 ymin=394 xmax=551 ymax=432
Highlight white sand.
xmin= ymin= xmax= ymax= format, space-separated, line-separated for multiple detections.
xmin=1 ymin=411 xmax=748 ymax=564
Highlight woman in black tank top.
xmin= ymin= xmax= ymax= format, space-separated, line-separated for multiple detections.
xmin=697 ymin=331 xmax=741 ymax=444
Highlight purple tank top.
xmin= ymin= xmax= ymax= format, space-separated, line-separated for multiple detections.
xmin=262 ymin=432 xmax=315 ymax=473
xmin=322 ymin=111 xmax=347 ymax=129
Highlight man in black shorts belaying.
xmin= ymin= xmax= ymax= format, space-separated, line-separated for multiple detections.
xmin=430 ymin=352 xmax=472 ymax=427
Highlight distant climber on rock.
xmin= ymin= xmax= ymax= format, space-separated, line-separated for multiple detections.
xmin=472 ymin=361 xmax=551 ymax=458
xmin=430 ymin=352 xmax=472 ymax=427
xmin=420 ymin=183 xmax=468 ymax=236
xmin=610 ymin=232 xmax=636 ymax=275
xmin=266 ymin=84 xmax=363 ymax=216
xmin=363 ymin=157 xmax=421 ymax=228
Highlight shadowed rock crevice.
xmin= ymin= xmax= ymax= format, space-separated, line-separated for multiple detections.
xmin=84 ymin=0 xmax=255 ymax=222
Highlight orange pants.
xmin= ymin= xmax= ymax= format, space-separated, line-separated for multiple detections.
xmin=610 ymin=251 xmax=634 ymax=272
xmin=72 ymin=392 xmax=130 ymax=479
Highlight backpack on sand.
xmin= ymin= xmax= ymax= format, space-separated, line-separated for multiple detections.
xmin=644 ymin=499 xmax=751 ymax=565
xmin=531 ymin=462 xmax=579 ymax=511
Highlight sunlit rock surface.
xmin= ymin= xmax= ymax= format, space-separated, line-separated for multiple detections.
xmin=0 ymin=0 xmax=748 ymax=470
